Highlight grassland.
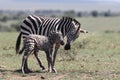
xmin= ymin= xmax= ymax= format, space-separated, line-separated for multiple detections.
xmin=77 ymin=16 xmax=120 ymax=32
xmin=0 ymin=17 xmax=120 ymax=80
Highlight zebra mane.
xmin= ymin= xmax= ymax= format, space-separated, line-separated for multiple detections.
xmin=62 ymin=17 xmax=81 ymax=35
xmin=62 ymin=16 xmax=73 ymax=21
xmin=59 ymin=16 xmax=73 ymax=26
xmin=61 ymin=16 xmax=81 ymax=26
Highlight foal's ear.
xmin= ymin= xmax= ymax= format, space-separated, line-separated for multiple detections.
xmin=48 ymin=31 xmax=52 ymax=37
xmin=56 ymin=30 xmax=62 ymax=34
xmin=49 ymin=31 xmax=55 ymax=36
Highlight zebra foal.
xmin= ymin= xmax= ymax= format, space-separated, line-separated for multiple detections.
xmin=21 ymin=31 xmax=64 ymax=74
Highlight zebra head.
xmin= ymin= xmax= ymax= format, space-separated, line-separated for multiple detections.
xmin=64 ymin=18 xmax=81 ymax=50
xmin=49 ymin=31 xmax=65 ymax=46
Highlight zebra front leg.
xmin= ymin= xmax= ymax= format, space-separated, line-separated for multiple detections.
xmin=34 ymin=50 xmax=45 ymax=70
xmin=45 ymin=50 xmax=53 ymax=73
xmin=52 ymin=44 xmax=60 ymax=73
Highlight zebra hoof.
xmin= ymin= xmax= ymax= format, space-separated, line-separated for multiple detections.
xmin=48 ymin=68 xmax=57 ymax=73
xmin=52 ymin=68 xmax=57 ymax=73
xmin=22 ymin=68 xmax=33 ymax=74
xmin=41 ymin=66 xmax=45 ymax=70
xmin=64 ymin=44 xmax=71 ymax=50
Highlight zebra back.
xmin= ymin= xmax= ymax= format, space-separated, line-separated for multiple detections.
xmin=16 ymin=15 xmax=81 ymax=53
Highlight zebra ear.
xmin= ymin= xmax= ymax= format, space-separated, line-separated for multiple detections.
xmin=50 ymin=31 xmax=58 ymax=35
xmin=56 ymin=30 xmax=61 ymax=33
xmin=62 ymin=16 xmax=73 ymax=21
xmin=49 ymin=31 xmax=53 ymax=37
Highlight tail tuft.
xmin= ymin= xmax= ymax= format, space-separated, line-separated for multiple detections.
xmin=16 ymin=33 xmax=22 ymax=54
xmin=19 ymin=46 xmax=24 ymax=54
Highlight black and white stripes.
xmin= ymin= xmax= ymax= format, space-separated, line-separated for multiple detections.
xmin=20 ymin=15 xmax=76 ymax=38
xmin=15 ymin=15 xmax=88 ymax=73
xmin=16 ymin=15 xmax=82 ymax=53
xmin=21 ymin=15 xmax=60 ymax=38
xmin=21 ymin=31 xmax=64 ymax=73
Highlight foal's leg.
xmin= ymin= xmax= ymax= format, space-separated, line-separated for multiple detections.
xmin=21 ymin=41 xmax=34 ymax=74
xmin=34 ymin=50 xmax=45 ymax=70
xmin=21 ymin=51 xmax=32 ymax=74
xmin=45 ymin=50 xmax=53 ymax=72
xmin=52 ymin=44 xmax=60 ymax=73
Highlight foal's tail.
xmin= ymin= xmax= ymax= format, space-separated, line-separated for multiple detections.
xmin=15 ymin=32 xmax=22 ymax=54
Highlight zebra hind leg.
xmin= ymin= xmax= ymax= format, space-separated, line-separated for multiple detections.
xmin=34 ymin=50 xmax=45 ymax=70
xmin=21 ymin=51 xmax=33 ymax=74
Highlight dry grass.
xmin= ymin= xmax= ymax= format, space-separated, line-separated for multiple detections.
xmin=0 ymin=17 xmax=120 ymax=80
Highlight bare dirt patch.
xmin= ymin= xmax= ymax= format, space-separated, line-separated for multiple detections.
xmin=0 ymin=69 xmax=46 ymax=80
xmin=52 ymin=74 xmax=67 ymax=80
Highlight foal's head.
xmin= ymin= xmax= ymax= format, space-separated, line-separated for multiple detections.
xmin=49 ymin=31 xmax=64 ymax=45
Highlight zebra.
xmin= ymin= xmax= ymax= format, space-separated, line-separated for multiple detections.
xmin=21 ymin=31 xmax=64 ymax=74
xmin=16 ymin=15 xmax=88 ymax=73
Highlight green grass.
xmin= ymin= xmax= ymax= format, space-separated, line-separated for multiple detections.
xmin=0 ymin=32 xmax=120 ymax=80
xmin=77 ymin=17 xmax=120 ymax=32
xmin=0 ymin=17 xmax=120 ymax=80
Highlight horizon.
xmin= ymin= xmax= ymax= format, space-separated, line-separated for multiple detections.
xmin=0 ymin=0 xmax=120 ymax=12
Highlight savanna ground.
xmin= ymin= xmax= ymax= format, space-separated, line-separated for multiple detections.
xmin=0 ymin=17 xmax=120 ymax=80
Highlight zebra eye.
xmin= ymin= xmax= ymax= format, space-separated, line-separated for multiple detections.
xmin=59 ymin=36 xmax=61 ymax=39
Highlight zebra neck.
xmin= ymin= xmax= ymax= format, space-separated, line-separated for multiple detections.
xmin=49 ymin=38 xmax=55 ymax=45
xmin=57 ymin=18 xmax=72 ymax=37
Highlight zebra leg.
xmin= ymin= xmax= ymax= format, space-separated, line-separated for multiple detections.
xmin=34 ymin=50 xmax=45 ymax=70
xmin=21 ymin=43 xmax=34 ymax=74
xmin=21 ymin=52 xmax=32 ymax=74
xmin=45 ymin=50 xmax=52 ymax=73
xmin=52 ymin=44 xmax=60 ymax=73
xmin=21 ymin=54 xmax=27 ymax=74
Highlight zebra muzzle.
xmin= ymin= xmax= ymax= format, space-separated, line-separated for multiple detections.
xmin=64 ymin=43 xmax=71 ymax=50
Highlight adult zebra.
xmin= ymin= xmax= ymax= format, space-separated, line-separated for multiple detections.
xmin=16 ymin=15 xmax=88 ymax=73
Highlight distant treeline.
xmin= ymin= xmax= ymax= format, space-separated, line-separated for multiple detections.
xmin=0 ymin=9 xmax=120 ymax=32
xmin=0 ymin=9 xmax=120 ymax=18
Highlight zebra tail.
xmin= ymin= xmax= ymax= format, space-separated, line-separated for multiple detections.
xmin=19 ymin=45 xmax=24 ymax=54
xmin=15 ymin=32 xmax=22 ymax=54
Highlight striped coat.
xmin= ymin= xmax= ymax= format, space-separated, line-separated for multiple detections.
xmin=21 ymin=31 xmax=64 ymax=73
xmin=16 ymin=15 xmax=88 ymax=73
